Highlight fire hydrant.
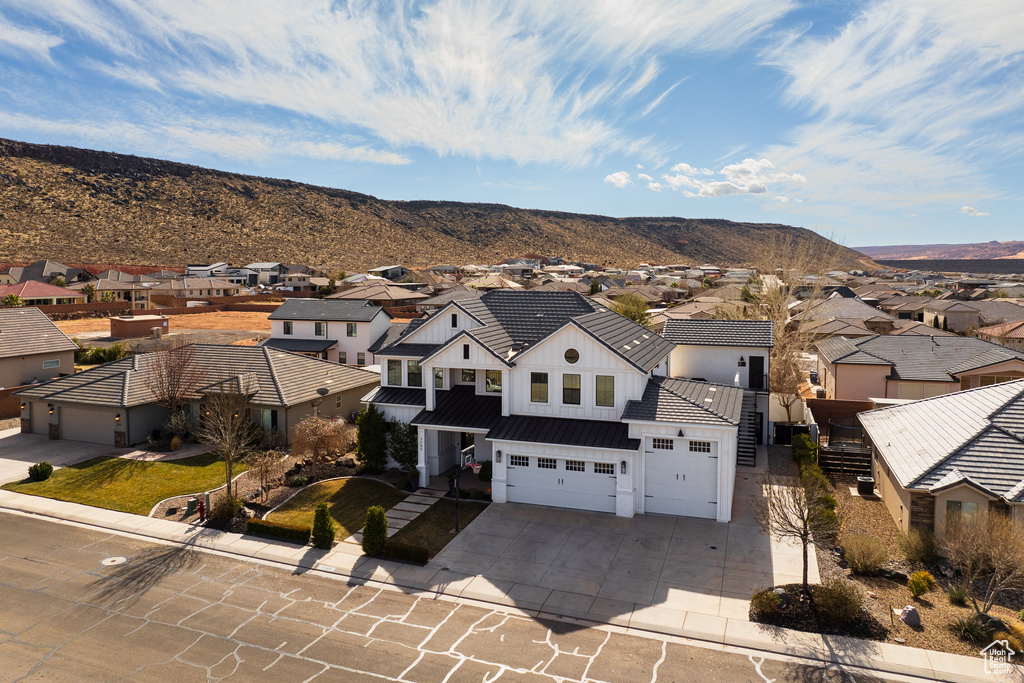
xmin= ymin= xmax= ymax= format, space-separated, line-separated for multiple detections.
xmin=197 ymin=499 xmax=206 ymax=522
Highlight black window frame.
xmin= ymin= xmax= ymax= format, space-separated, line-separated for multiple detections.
xmin=387 ymin=359 xmax=402 ymax=386
xmin=531 ymin=372 xmax=548 ymax=402
xmin=595 ymin=375 xmax=614 ymax=407
xmin=563 ymin=373 xmax=581 ymax=405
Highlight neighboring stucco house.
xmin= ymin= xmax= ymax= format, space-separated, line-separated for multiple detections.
xmin=662 ymin=319 xmax=773 ymax=461
xmin=859 ymin=380 xmax=1024 ymax=537
xmin=17 ymin=345 xmax=379 ymax=446
xmin=245 ymin=262 xmax=289 ymax=285
xmin=149 ymin=278 xmax=242 ymax=300
xmin=978 ymin=320 xmax=1024 ymax=352
xmin=0 ymin=308 xmax=77 ymax=387
xmin=0 ymin=282 xmax=87 ymax=306
xmin=816 ymin=335 xmax=1024 ymax=401
xmin=328 ymin=283 xmax=430 ymax=308
xmin=263 ymin=299 xmax=392 ymax=366
xmin=364 ymin=290 xmax=744 ymax=521
xmin=69 ymin=279 xmax=152 ymax=309
xmin=922 ymin=300 xmax=981 ymax=333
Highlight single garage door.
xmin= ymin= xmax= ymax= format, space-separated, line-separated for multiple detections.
xmin=506 ymin=455 xmax=616 ymax=513
xmin=59 ymin=406 xmax=116 ymax=445
xmin=644 ymin=438 xmax=718 ymax=519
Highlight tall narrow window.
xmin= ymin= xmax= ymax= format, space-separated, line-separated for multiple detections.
xmin=451 ymin=313 xmax=458 ymax=328
xmin=531 ymin=372 xmax=548 ymax=402
xmin=595 ymin=375 xmax=614 ymax=407
xmin=338 ymin=351 xmax=347 ymax=364
xmin=407 ymin=360 xmax=423 ymax=387
xmin=357 ymin=352 xmax=365 ymax=365
xmin=485 ymin=370 xmax=502 ymax=393
xmin=434 ymin=367 xmax=444 ymax=388
xmin=563 ymin=374 xmax=581 ymax=405
xmin=387 ymin=359 xmax=402 ymax=386
xmin=463 ymin=344 xmax=470 ymax=360
xmin=314 ymin=321 xmax=325 ymax=336
xmin=347 ymin=322 xmax=357 ymax=337
xmin=283 ymin=321 xmax=293 ymax=335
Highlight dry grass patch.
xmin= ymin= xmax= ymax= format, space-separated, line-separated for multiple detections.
xmin=57 ymin=309 xmax=277 ymax=335
xmin=267 ymin=478 xmax=406 ymax=539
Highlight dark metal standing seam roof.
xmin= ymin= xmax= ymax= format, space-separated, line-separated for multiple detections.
xmin=488 ymin=414 xmax=640 ymax=451
xmin=260 ymin=338 xmax=337 ymax=353
xmin=662 ymin=319 xmax=774 ymax=348
xmin=269 ymin=299 xmax=386 ymax=322
xmin=410 ymin=385 xmax=503 ymax=431
xmin=362 ymin=386 xmax=426 ymax=406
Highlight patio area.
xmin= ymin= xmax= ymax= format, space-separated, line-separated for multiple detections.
xmin=425 ymin=445 xmax=819 ymax=625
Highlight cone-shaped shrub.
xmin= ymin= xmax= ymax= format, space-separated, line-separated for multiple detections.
xmin=362 ymin=505 xmax=388 ymax=556
xmin=311 ymin=502 xmax=335 ymax=549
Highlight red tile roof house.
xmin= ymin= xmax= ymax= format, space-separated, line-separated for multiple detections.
xmin=0 ymin=281 xmax=87 ymax=306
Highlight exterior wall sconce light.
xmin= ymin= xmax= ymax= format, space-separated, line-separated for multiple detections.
xmin=677 ymin=429 xmax=685 ymax=437
xmin=48 ymin=404 xmax=54 ymax=415
xmin=738 ymin=356 xmax=746 ymax=367
xmin=495 ymin=450 xmax=502 ymax=463
xmin=115 ymin=413 xmax=121 ymax=422
xmin=620 ymin=460 xmax=627 ymax=475
xmin=20 ymin=402 xmax=26 ymax=411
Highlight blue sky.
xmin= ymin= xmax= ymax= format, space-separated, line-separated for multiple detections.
xmin=1 ymin=1 xmax=1021 ymax=248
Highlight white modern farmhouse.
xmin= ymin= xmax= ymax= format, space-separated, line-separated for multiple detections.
xmin=364 ymin=291 xmax=746 ymax=521
xmin=264 ymin=299 xmax=392 ymax=366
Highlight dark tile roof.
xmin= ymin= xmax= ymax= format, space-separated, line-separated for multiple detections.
xmin=411 ymin=385 xmax=502 ymax=431
xmin=18 ymin=344 xmax=379 ymax=408
xmin=417 ymin=286 xmax=484 ymax=307
xmin=268 ymin=299 xmax=386 ymax=322
xmin=621 ymin=377 xmax=743 ymax=426
xmin=259 ymin=338 xmax=337 ymax=353
xmin=362 ymin=385 xmax=426 ymax=407
xmin=662 ymin=319 xmax=774 ymax=348
xmin=488 ymin=414 xmax=640 ymax=451
xmin=0 ymin=307 xmax=78 ymax=360
xmin=798 ymin=295 xmax=895 ymax=322
xmin=817 ymin=334 xmax=1024 ymax=381
xmin=572 ymin=310 xmax=676 ymax=372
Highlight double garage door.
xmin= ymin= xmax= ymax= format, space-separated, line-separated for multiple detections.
xmin=644 ymin=438 xmax=719 ymax=519
xmin=506 ymin=456 xmax=617 ymax=513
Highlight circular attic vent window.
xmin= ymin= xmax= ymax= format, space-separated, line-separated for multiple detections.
xmin=564 ymin=348 xmax=580 ymax=364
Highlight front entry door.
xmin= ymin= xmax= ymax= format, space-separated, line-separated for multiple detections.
xmin=748 ymin=355 xmax=765 ymax=390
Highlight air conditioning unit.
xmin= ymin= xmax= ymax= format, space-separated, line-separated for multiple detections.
xmin=150 ymin=327 xmax=163 ymax=339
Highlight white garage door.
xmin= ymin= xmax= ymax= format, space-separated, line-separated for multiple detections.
xmin=506 ymin=456 xmax=616 ymax=513
xmin=644 ymin=438 xmax=718 ymax=519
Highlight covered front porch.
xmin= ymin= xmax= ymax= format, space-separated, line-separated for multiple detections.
xmin=413 ymin=385 xmax=502 ymax=487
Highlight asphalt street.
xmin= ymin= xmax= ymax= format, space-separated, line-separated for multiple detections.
xmin=0 ymin=511 xmax=895 ymax=682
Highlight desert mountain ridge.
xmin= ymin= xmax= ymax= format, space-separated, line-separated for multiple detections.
xmin=0 ymin=138 xmax=867 ymax=272
xmin=857 ymin=242 xmax=1024 ymax=261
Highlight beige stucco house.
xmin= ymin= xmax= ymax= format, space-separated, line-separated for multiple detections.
xmin=859 ymin=380 xmax=1024 ymax=538
xmin=816 ymin=334 xmax=1024 ymax=401
xmin=0 ymin=308 xmax=77 ymax=388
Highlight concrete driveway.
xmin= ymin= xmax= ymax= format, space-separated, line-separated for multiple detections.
xmin=0 ymin=428 xmax=120 ymax=485
xmin=428 ymin=449 xmax=818 ymax=626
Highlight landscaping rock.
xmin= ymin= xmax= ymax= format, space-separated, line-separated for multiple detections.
xmin=896 ymin=605 xmax=921 ymax=627
xmin=879 ymin=568 xmax=909 ymax=583
xmin=772 ymin=587 xmax=789 ymax=607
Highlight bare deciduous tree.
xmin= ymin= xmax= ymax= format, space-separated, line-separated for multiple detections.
xmin=146 ymin=338 xmax=206 ymax=417
xmin=752 ymin=469 xmax=839 ymax=590
xmin=941 ymin=510 xmax=1024 ymax=614
xmin=195 ymin=377 xmax=263 ymax=498
xmin=292 ymin=415 xmax=352 ymax=469
xmin=245 ymin=450 xmax=285 ymax=501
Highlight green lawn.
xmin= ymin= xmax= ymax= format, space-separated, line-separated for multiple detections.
xmin=1 ymin=452 xmax=244 ymax=515
xmin=388 ymin=498 xmax=489 ymax=560
xmin=266 ymin=478 xmax=407 ymax=538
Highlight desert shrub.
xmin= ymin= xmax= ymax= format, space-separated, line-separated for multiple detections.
xmin=362 ymin=505 xmax=388 ymax=556
xmin=843 ymin=534 xmax=888 ymax=575
xmin=477 ymin=459 xmax=492 ymax=484
xmin=948 ymin=585 xmax=968 ymax=606
xmin=287 ymin=475 xmax=309 ymax=487
xmin=164 ymin=410 xmax=194 ymax=440
xmin=908 ymin=570 xmax=936 ymax=598
xmin=245 ymin=518 xmax=311 ymax=544
xmin=750 ymin=589 xmax=782 ymax=618
xmin=207 ymin=494 xmax=243 ymax=529
xmin=897 ymin=527 xmax=937 ymax=564
xmin=28 ymin=462 xmax=54 ymax=482
xmin=814 ymin=579 xmax=863 ymax=627
xmin=311 ymin=502 xmax=336 ymax=549
xmin=993 ymin=618 xmax=1024 ymax=655
xmin=818 ymin=492 xmax=837 ymax=511
xmin=169 ymin=435 xmax=182 ymax=451
xmin=949 ymin=614 xmax=993 ymax=643
xmin=383 ymin=540 xmax=430 ymax=565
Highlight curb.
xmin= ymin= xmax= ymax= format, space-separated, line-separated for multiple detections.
xmin=0 ymin=493 xmax=1019 ymax=683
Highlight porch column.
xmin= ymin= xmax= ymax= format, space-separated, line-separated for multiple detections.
xmin=417 ymin=427 xmax=429 ymax=487
xmin=500 ymin=369 xmax=510 ymax=417
xmin=426 ymin=372 xmax=435 ymax=411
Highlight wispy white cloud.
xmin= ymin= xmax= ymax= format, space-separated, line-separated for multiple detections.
xmin=660 ymin=157 xmax=804 ymax=197
xmin=0 ymin=11 xmax=62 ymax=62
xmin=774 ymin=196 xmax=789 ymax=203
xmin=604 ymin=171 xmax=632 ymax=188
xmin=2 ymin=0 xmax=794 ymax=165
xmin=637 ymin=173 xmax=653 ymax=181
xmin=960 ymin=206 xmax=989 ymax=216
xmin=640 ymin=79 xmax=686 ymax=118
xmin=648 ymin=182 xmax=663 ymax=192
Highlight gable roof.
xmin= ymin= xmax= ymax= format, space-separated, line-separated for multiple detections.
xmin=268 ymin=298 xmax=387 ymax=322
xmin=860 ymin=380 xmax=1024 ymax=501
xmin=797 ymin=295 xmax=895 ymax=322
xmin=382 ymin=291 xmax=673 ymax=373
xmin=17 ymin=344 xmax=379 ymax=408
xmin=0 ymin=307 xmax=78 ymax=360
xmin=662 ymin=319 xmax=773 ymax=348
xmin=0 ymin=281 xmax=87 ymax=299
xmin=816 ymin=334 xmax=1024 ymax=381
xmin=621 ymin=376 xmax=743 ymax=426
xmin=328 ymin=283 xmax=429 ymax=302
xmin=979 ymin=319 xmax=1024 ymax=340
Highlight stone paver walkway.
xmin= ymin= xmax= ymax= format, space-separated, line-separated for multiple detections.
xmin=346 ymin=486 xmax=448 ymax=546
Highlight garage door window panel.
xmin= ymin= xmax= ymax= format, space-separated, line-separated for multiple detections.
xmin=689 ymin=441 xmax=712 ymax=453
xmin=565 ymin=460 xmax=585 ymax=472
xmin=510 ymin=455 xmax=529 ymax=467
xmin=538 ymin=457 xmax=557 ymax=469
xmin=652 ymin=438 xmax=673 ymax=450
xmin=594 ymin=462 xmax=614 ymax=475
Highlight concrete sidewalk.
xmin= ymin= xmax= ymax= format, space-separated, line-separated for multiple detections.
xmin=0 ymin=489 xmax=1017 ymax=683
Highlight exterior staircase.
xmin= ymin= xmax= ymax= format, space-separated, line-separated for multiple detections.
xmin=737 ymin=392 xmax=758 ymax=467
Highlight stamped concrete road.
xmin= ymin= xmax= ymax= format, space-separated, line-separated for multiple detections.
xmin=0 ymin=512 xmax=894 ymax=682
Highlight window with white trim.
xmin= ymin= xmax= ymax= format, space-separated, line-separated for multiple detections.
xmin=283 ymin=321 xmax=293 ymax=335
xmin=314 ymin=321 xmax=325 ymax=336
xmin=538 ymin=457 xmax=557 ymax=469
xmin=357 ymin=352 xmax=365 ymax=365
xmin=338 ymin=351 xmax=347 ymax=364
xmin=689 ymin=440 xmax=712 ymax=453
xmin=510 ymin=455 xmax=529 ymax=467
xmin=346 ymin=322 xmax=357 ymax=337
xmin=594 ymin=462 xmax=614 ymax=475
xmin=565 ymin=460 xmax=585 ymax=472
xmin=42 ymin=359 xmax=60 ymax=369
xmin=652 ymin=438 xmax=673 ymax=450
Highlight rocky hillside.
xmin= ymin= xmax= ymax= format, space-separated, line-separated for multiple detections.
xmin=0 ymin=138 xmax=865 ymax=271
xmin=857 ymin=242 xmax=1024 ymax=260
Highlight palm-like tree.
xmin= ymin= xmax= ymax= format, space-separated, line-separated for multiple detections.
xmin=81 ymin=283 xmax=96 ymax=302
xmin=2 ymin=294 xmax=25 ymax=307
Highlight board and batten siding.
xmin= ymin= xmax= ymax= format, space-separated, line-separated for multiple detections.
xmin=401 ymin=308 xmax=481 ymax=344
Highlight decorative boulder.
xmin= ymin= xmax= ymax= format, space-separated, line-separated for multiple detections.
xmin=896 ymin=605 xmax=921 ymax=627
